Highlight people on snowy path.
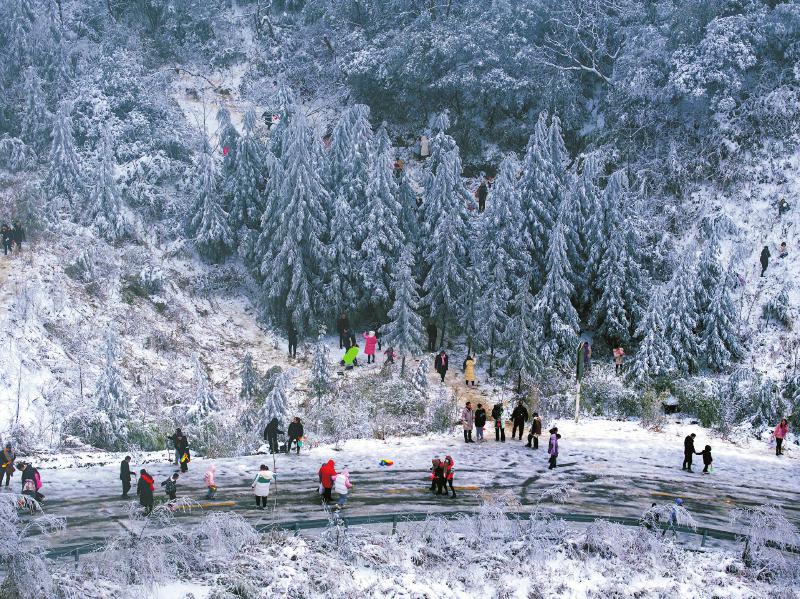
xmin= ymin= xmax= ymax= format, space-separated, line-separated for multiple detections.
xmin=548 ymin=428 xmax=560 ymax=469
xmin=476 ymin=178 xmax=488 ymax=213
xmin=464 ymin=355 xmax=476 ymax=386
xmin=613 ymin=347 xmax=625 ymax=375
xmin=161 ymin=472 xmax=179 ymax=501
xmin=698 ymin=445 xmax=713 ymax=474
xmin=426 ymin=323 xmax=438 ymax=352
xmin=511 ymin=402 xmax=529 ymax=440
xmin=287 ymin=417 xmax=304 ymax=454
xmin=204 ymin=465 xmax=217 ymax=499
xmin=442 ymin=456 xmax=456 ymax=498
xmin=137 ymin=469 xmax=155 ymax=515
xmin=337 ymin=313 xmax=350 ymax=349
xmin=430 ymin=458 xmax=445 ymax=495
xmin=434 ymin=350 xmax=449 ymax=383
xmin=526 ymin=413 xmax=542 ymax=449
xmin=1 ymin=442 xmax=16 ymax=487
xmin=460 ymin=402 xmax=475 ymax=443
xmin=318 ymin=460 xmax=336 ymax=503
xmin=18 ymin=462 xmax=43 ymax=501
xmin=252 ymin=464 xmax=275 ymax=509
xmin=120 ymin=456 xmax=136 ymax=498
xmin=491 ymin=403 xmax=506 ymax=442
xmin=287 ymin=323 xmax=298 ymax=358
xmin=760 ymin=245 xmax=771 ymax=277
xmin=364 ymin=331 xmax=378 ymax=364
xmin=264 ymin=417 xmax=284 ymax=454
xmin=682 ymin=433 xmax=697 ymax=472
xmin=474 ymin=403 xmax=487 ymax=442
xmin=168 ymin=429 xmax=189 ymax=465
xmin=333 ymin=467 xmax=353 ymax=508
xmin=342 ymin=344 xmax=359 ymax=369
xmin=773 ymin=418 xmax=789 ymax=456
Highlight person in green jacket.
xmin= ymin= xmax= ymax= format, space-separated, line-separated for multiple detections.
xmin=342 ymin=344 xmax=360 ymax=369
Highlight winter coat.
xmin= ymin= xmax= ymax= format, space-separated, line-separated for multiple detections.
xmin=548 ymin=434 xmax=559 ymax=457
xmin=204 ymin=467 xmax=216 ymax=488
xmin=474 ymin=408 xmax=487 ymax=428
xmin=20 ymin=466 xmax=41 ymax=491
xmin=460 ymin=406 xmax=474 ymax=430
xmin=11 ymin=225 xmax=24 ymax=244
xmin=137 ymin=473 xmax=154 ymax=505
xmin=288 ymin=421 xmax=304 ymax=439
xmin=476 ymin=182 xmax=488 ymax=203
xmin=464 ymin=357 xmax=476 ymax=382
xmin=774 ymin=422 xmax=789 ymax=439
xmin=491 ymin=404 xmax=503 ymax=422
xmin=264 ymin=418 xmax=284 ymax=440
xmin=531 ymin=417 xmax=542 ymax=436
xmin=343 ymin=346 xmax=359 ymax=366
xmin=319 ymin=460 xmax=337 ymax=489
xmin=683 ymin=435 xmax=696 ymax=455
xmin=511 ymin=405 xmax=529 ymax=423
xmin=761 ymin=247 xmax=771 ymax=265
xmin=169 ymin=433 xmax=189 ymax=454
xmin=364 ymin=333 xmax=377 ymax=355
xmin=161 ymin=478 xmax=177 ymax=496
xmin=2 ymin=449 xmax=16 ymax=474
xmin=120 ymin=460 xmax=134 ymax=481
xmin=252 ymin=470 xmax=274 ymax=497
xmin=699 ymin=448 xmax=712 ymax=466
xmin=443 ymin=457 xmax=454 ymax=481
xmin=426 ymin=323 xmax=438 ymax=340
xmin=434 ymin=353 xmax=448 ymax=374
xmin=333 ymin=469 xmax=353 ymax=495
xmin=287 ymin=326 xmax=298 ymax=344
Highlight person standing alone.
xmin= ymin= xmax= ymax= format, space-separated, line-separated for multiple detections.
xmin=287 ymin=322 xmax=298 ymax=358
xmin=682 ymin=432 xmax=697 ymax=472
xmin=548 ymin=427 xmax=560 ymax=469
xmin=120 ymin=455 xmax=136 ymax=498
xmin=773 ymin=418 xmax=789 ymax=456
xmin=434 ymin=350 xmax=449 ymax=383
xmin=760 ymin=245 xmax=771 ymax=277
xmin=526 ymin=412 xmax=542 ymax=449
xmin=511 ymin=401 xmax=529 ymax=440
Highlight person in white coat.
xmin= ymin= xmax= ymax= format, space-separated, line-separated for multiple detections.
xmin=333 ymin=467 xmax=353 ymax=509
xmin=251 ymin=464 xmax=275 ymax=509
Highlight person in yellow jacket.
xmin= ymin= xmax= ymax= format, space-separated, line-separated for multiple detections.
xmin=464 ymin=354 xmax=476 ymax=386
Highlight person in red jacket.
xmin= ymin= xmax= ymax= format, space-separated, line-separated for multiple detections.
xmin=774 ymin=418 xmax=790 ymax=456
xmin=442 ymin=455 xmax=456 ymax=498
xmin=364 ymin=331 xmax=378 ymax=364
xmin=137 ymin=469 xmax=155 ymax=515
xmin=318 ymin=460 xmax=337 ymax=503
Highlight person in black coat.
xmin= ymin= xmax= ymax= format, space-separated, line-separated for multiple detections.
xmin=434 ymin=350 xmax=448 ymax=382
xmin=760 ymin=245 xmax=771 ymax=277
xmin=510 ymin=402 xmax=529 ymax=440
xmin=137 ymin=469 xmax=155 ymax=515
xmin=120 ymin=456 xmax=136 ymax=498
xmin=474 ymin=403 xmax=487 ymax=442
xmin=286 ymin=417 xmax=304 ymax=454
xmin=264 ymin=417 xmax=284 ymax=454
xmin=337 ymin=313 xmax=351 ymax=349
xmin=491 ymin=403 xmax=505 ymax=442
xmin=476 ymin=179 xmax=488 ymax=213
xmin=682 ymin=433 xmax=697 ymax=472
xmin=698 ymin=445 xmax=713 ymax=474
xmin=167 ymin=429 xmax=189 ymax=465
xmin=287 ymin=323 xmax=298 ymax=358
xmin=526 ymin=412 xmax=542 ymax=449
xmin=17 ymin=462 xmax=43 ymax=502
xmin=426 ymin=323 xmax=438 ymax=352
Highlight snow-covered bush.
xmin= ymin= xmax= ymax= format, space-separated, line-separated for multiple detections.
xmin=762 ymin=286 xmax=793 ymax=329
xmin=639 ymin=389 xmax=666 ymax=431
xmin=671 ymin=378 xmax=720 ymax=428
xmin=581 ymin=375 xmax=638 ymax=418
xmin=730 ymin=505 xmax=800 ymax=582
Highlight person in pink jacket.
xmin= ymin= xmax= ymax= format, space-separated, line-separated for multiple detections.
xmin=774 ymin=418 xmax=789 ymax=456
xmin=204 ymin=465 xmax=217 ymax=499
xmin=364 ymin=331 xmax=378 ymax=364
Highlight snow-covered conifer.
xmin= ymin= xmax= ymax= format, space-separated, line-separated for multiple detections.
xmin=20 ymin=67 xmax=50 ymax=156
xmin=629 ymin=287 xmax=677 ymax=384
xmin=45 ymin=102 xmax=81 ymax=201
xmin=260 ymin=369 xmax=294 ymax=424
xmin=227 ymin=109 xmax=266 ymax=231
xmin=411 ymin=359 xmax=429 ymax=401
xmin=663 ymin=256 xmax=702 ymax=374
xmin=217 ymin=106 xmax=239 ymax=175
xmin=753 ymin=378 xmax=786 ymax=431
xmin=323 ymin=193 xmax=358 ymax=320
xmin=310 ymin=330 xmax=332 ymax=400
xmin=88 ymin=127 xmax=129 ymax=242
xmin=95 ymin=333 xmax=129 ymax=429
xmin=504 ymin=276 xmax=542 ymax=390
xmin=188 ymin=355 xmax=220 ymax=422
xmin=327 ymin=104 xmax=373 ymax=222
xmin=239 ymin=352 xmax=260 ymax=404
xmin=381 ymin=248 xmax=425 ymax=374
xmin=475 ymin=260 xmax=509 ymax=377
xmin=702 ymin=274 xmax=742 ymax=372
xmin=188 ymin=140 xmax=234 ymax=262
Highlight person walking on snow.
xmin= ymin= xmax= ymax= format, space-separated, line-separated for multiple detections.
xmin=1 ymin=225 xmax=11 ymax=256
xmin=1 ymin=442 xmax=16 ymax=487
xmin=264 ymin=417 xmax=284 ymax=454
xmin=287 ymin=416 xmax=304 ymax=454
xmin=464 ymin=354 xmax=477 ymax=386
xmin=337 ymin=313 xmax=350 ymax=349
xmin=161 ymin=472 xmax=179 ymax=501
xmin=548 ymin=428 xmax=561 ymax=469
xmin=613 ymin=347 xmax=625 ymax=375
xmin=137 ymin=469 xmax=155 ymax=515
xmin=426 ymin=323 xmax=438 ymax=352
xmin=511 ymin=401 xmax=529 ymax=440
xmin=760 ymin=245 xmax=771 ymax=277
xmin=120 ymin=455 xmax=136 ymax=498
xmin=434 ymin=350 xmax=449 ymax=383
xmin=383 ymin=346 xmax=397 ymax=364
xmin=18 ymin=462 xmax=43 ymax=502
xmin=476 ymin=178 xmax=488 ymax=213
xmin=698 ymin=445 xmax=713 ymax=474
xmin=474 ymin=403 xmax=487 ymax=442
xmin=773 ymin=418 xmax=789 ymax=456
xmin=442 ymin=455 xmax=456 ymax=498
xmin=167 ymin=428 xmax=188 ymax=465
xmin=492 ymin=402 xmax=506 ymax=442
xmin=526 ymin=412 xmax=542 ymax=448
xmin=252 ymin=464 xmax=275 ymax=509
xmin=204 ymin=465 xmax=217 ymax=499
xmin=287 ymin=322 xmax=298 ymax=358
xmin=364 ymin=331 xmax=378 ymax=364
xmin=460 ymin=401 xmax=475 ymax=443
xmin=682 ymin=433 xmax=697 ymax=472
xmin=333 ymin=466 xmax=353 ymax=509
xmin=318 ymin=460 xmax=337 ymax=503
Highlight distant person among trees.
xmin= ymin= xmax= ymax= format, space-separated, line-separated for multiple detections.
xmin=760 ymin=245 xmax=771 ymax=276
xmin=1 ymin=442 xmax=15 ymax=487
xmin=383 ymin=346 xmax=396 ymax=364
xmin=464 ymin=354 xmax=476 ymax=386
xmin=613 ymin=347 xmax=625 ymax=375
xmin=778 ymin=241 xmax=788 ymax=259
xmin=511 ymin=402 xmax=529 ymax=440
xmin=120 ymin=455 xmax=136 ymax=498
xmin=476 ymin=177 xmax=488 ymax=213
xmin=364 ymin=331 xmax=378 ymax=364
xmin=337 ymin=313 xmax=350 ymax=349
xmin=583 ymin=341 xmax=592 ymax=371
xmin=682 ymin=432 xmax=697 ymax=472
xmin=773 ymin=418 xmax=789 ymax=456
xmin=11 ymin=222 xmax=25 ymax=253
xmin=1 ymin=224 xmax=12 ymax=256
xmin=287 ymin=322 xmax=298 ymax=358
xmin=434 ymin=350 xmax=448 ymax=382
xmin=419 ymin=135 xmax=430 ymax=158
xmin=460 ymin=401 xmax=474 ymax=443
xmin=426 ymin=323 xmax=438 ymax=352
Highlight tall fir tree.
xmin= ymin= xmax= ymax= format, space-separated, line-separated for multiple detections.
xmin=702 ymin=274 xmax=742 ymax=372
xmin=696 ymin=228 xmax=723 ymax=318
xmin=88 ymin=127 xmax=129 ymax=242
xmin=381 ymin=247 xmax=425 ymax=374
xmin=266 ymin=84 xmax=298 ymax=159
xmin=397 ymin=167 xmax=421 ymax=248
xmin=20 ymin=67 xmax=50 ymax=156
xmin=663 ymin=255 xmax=702 ymax=374
xmin=324 ymin=193 xmax=358 ymax=321
xmin=227 ymin=109 xmax=267 ymax=232
xmin=359 ymin=128 xmax=405 ymax=317
xmin=504 ymin=276 xmax=542 ymax=391
xmin=257 ymin=112 xmax=329 ymax=334
xmin=239 ymin=352 xmax=261 ymax=405
xmin=95 ymin=333 xmax=129 ymax=427
xmin=458 ymin=232 xmax=484 ymax=357
xmin=260 ymin=370 xmax=293 ymax=425
xmin=45 ymin=102 xmax=81 ymax=202
xmin=187 ymin=140 xmax=234 ymax=262
xmin=310 ymin=329 xmax=333 ymax=401
xmin=187 ymin=355 xmax=220 ymax=422
xmin=327 ymin=104 xmax=373 ymax=224
xmin=476 ymin=259 xmax=510 ymax=378
xmin=629 ymin=287 xmax=677 ymax=384
xmin=217 ymin=106 xmax=239 ymax=176
xmin=411 ymin=358 xmax=430 ymax=400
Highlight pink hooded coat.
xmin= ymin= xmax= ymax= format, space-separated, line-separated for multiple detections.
xmin=364 ymin=332 xmax=377 ymax=355
xmin=774 ymin=422 xmax=789 ymax=439
xmin=204 ymin=466 xmax=216 ymax=488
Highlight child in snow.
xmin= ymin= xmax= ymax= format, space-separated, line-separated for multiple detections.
xmin=430 ymin=458 xmax=445 ymax=495
xmin=364 ymin=331 xmax=378 ymax=364
xmin=773 ymin=418 xmax=789 ymax=456
xmin=383 ymin=346 xmax=396 ymax=364
xmin=442 ymin=456 xmax=456 ymax=498
xmin=613 ymin=347 xmax=625 ymax=375
xmin=698 ymin=445 xmax=713 ymax=474
xmin=161 ymin=472 xmax=179 ymax=501
xmin=180 ymin=449 xmax=190 ymax=473
xmin=252 ymin=464 xmax=275 ymax=509
xmin=548 ymin=428 xmax=561 ymax=470
xmin=204 ymin=465 xmax=217 ymax=499
xmin=333 ymin=467 xmax=353 ymax=509
xmin=341 ymin=345 xmax=359 ymax=370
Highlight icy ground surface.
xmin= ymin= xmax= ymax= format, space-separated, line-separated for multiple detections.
xmin=15 ymin=418 xmax=799 ymax=555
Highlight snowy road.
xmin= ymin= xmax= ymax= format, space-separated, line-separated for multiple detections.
xmin=16 ymin=419 xmax=800 ymax=556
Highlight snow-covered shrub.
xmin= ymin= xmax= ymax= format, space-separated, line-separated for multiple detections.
xmin=730 ymin=505 xmax=800 ymax=582
xmin=127 ymin=418 xmax=172 ymax=452
xmin=63 ymin=408 xmax=121 ymax=451
xmin=64 ymin=249 xmax=96 ymax=283
xmin=581 ymin=375 xmax=638 ymax=418
xmin=762 ymin=286 xmax=792 ymax=329
xmin=716 ymin=369 xmax=758 ymax=438
xmin=639 ymin=389 xmax=666 ymax=431
xmin=671 ymin=378 xmax=720 ymax=427
xmin=427 ymin=387 xmax=457 ymax=434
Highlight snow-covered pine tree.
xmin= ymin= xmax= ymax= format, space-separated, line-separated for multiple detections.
xmin=3 ymin=0 xmax=34 ymax=79
xmin=359 ymin=128 xmax=405 ymax=317
xmin=95 ymin=333 xmax=129 ymax=441
xmin=533 ymin=213 xmax=580 ymax=368
xmin=187 ymin=140 xmax=234 ymax=262
xmin=266 ymin=85 xmax=298 ymax=159
xmin=475 ymin=259 xmax=509 ymax=377
xmin=20 ymin=67 xmax=50 ymax=156
xmin=696 ymin=228 xmax=723 ymax=317
xmin=239 ymin=352 xmax=261 ymax=405
xmin=45 ymin=102 xmax=81 ymax=202
xmin=227 ymin=109 xmax=267 ymax=231
xmin=323 ymin=192 xmax=358 ymax=321
xmin=504 ymin=275 xmax=542 ymax=391
xmin=397 ymin=167 xmax=421 ymax=246
xmin=217 ymin=106 xmax=239 ymax=176
xmin=258 ymin=112 xmax=329 ymax=333
xmin=762 ymin=285 xmax=792 ymax=328
xmin=753 ymin=377 xmax=786 ymax=431
xmin=702 ymin=274 xmax=742 ymax=372
xmin=88 ymin=126 xmax=129 ymax=242
xmin=260 ymin=369 xmax=294 ymax=425
xmin=310 ymin=329 xmax=332 ymax=401
xmin=187 ymin=355 xmax=220 ymax=422
xmin=411 ymin=358 xmax=430 ymax=401
xmin=663 ymin=255 xmax=702 ymax=374
xmin=381 ymin=247 xmax=425 ymax=374
xmin=458 ymin=240 xmax=483 ymax=357
xmin=518 ymin=112 xmax=563 ymax=286
xmin=327 ymin=104 xmax=373 ymax=222
xmin=629 ymin=287 xmax=677 ymax=385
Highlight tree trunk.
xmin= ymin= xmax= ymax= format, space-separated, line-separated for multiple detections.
xmin=489 ymin=331 xmax=495 ymax=378
xmin=401 ymin=354 xmax=406 ymax=376
xmin=517 ymin=370 xmax=522 ymax=394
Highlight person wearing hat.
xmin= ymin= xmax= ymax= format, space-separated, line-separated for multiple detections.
xmin=1 ymin=442 xmax=15 ymax=487
xmin=548 ymin=427 xmax=561 ymax=469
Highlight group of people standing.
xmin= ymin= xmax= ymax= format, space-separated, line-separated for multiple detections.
xmin=1 ymin=222 xmax=25 ymax=256
xmin=317 ymin=459 xmax=352 ymax=508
